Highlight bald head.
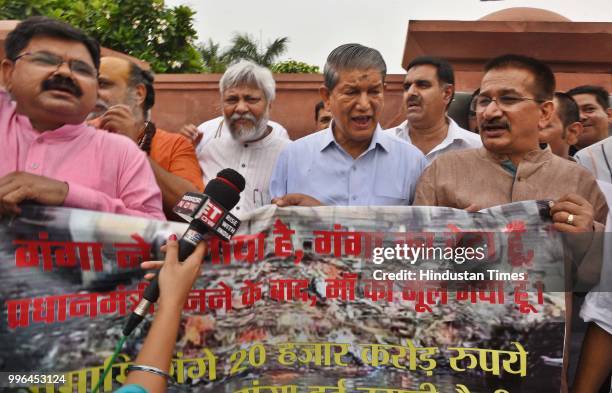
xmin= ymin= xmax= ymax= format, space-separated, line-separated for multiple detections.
xmin=92 ymin=57 xmax=133 ymax=118
xmin=101 ymin=56 xmax=131 ymax=79
xmin=93 ymin=56 xmax=152 ymax=120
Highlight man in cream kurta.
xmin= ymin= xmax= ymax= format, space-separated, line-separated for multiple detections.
xmin=415 ymin=54 xmax=608 ymax=392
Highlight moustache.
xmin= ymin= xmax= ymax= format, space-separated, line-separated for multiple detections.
xmin=230 ymin=113 xmax=257 ymax=123
xmin=481 ymin=120 xmax=511 ymax=131
xmin=406 ymin=96 xmax=421 ymax=106
xmin=42 ymin=76 xmax=83 ymax=98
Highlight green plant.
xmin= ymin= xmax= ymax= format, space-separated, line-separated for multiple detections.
xmin=270 ymin=59 xmax=320 ymax=74
xmin=198 ymin=39 xmax=229 ymax=73
xmin=224 ymin=33 xmax=289 ymax=67
xmin=0 ymin=0 xmax=204 ymax=73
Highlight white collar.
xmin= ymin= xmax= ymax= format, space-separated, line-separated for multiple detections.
xmin=397 ymin=116 xmax=474 ymax=149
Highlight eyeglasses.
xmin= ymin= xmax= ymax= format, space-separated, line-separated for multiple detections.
xmin=475 ymin=95 xmax=544 ymax=113
xmin=13 ymin=51 xmax=98 ymax=79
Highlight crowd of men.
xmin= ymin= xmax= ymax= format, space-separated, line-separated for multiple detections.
xmin=0 ymin=16 xmax=611 ymax=392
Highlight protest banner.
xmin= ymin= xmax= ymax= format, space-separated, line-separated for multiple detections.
xmin=0 ymin=202 xmax=566 ymax=393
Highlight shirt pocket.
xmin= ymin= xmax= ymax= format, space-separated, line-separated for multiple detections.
xmin=373 ymin=178 xmax=410 ymax=206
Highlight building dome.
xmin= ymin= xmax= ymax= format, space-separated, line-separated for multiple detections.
xmin=480 ymin=7 xmax=571 ymax=22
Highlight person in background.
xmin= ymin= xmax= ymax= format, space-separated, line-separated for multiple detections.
xmin=570 ymin=86 xmax=612 ymax=183
xmin=92 ymin=56 xmax=203 ymax=219
xmin=0 ymin=17 xmax=163 ymax=219
xmin=539 ymin=92 xmax=583 ymax=160
xmin=572 ymin=180 xmax=612 ymax=393
xmin=390 ymin=56 xmax=481 ymax=162
xmin=575 ymin=136 xmax=612 ymax=183
xmin=567 ymin=85 xmax=611 ymax=154
xmin=467 ymin=88 xmax=480 ymax=133
xmin=314 ymin=100 xmax=332 ymax=131
xmin=180 ymin=60 xmax=289 ymax=217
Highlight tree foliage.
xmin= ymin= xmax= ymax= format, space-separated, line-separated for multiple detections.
xmin=199 ymin=34 xmax=317 ymax=73
xmin=198 ymin=39 xmax=229 ymax=73
xmin=199 ymin=33 xmax=290 ymax=72
xmin=270 ymin=59 xmax=320 ymax=74
xmin=223 ymin=33 xmax=288 ymax=67
xmin=0 ymin=0 xmax=204 ymax=73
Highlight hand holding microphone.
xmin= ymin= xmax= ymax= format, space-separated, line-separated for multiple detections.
xmin=155 ymin=235 xmax=207 ymax=310
xmin=123 ymin=168 xmax=245 ymax=336
xmin=119 ymin=235 xmax=206 ymax=393
xmin=96 ymin=169 xmax=245 ymax=393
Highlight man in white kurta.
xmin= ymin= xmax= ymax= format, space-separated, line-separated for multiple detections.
xmin=194 ymin=61 xmax=289 ymax=217
xmin=196 ymin=115 xmax=288 ymax=216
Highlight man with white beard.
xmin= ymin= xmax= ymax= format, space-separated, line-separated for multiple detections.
xmin=191 ymin=60 xmax=289 ymax=217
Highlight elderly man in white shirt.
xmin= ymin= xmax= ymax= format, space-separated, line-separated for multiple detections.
xmin=390 ymin=56 xmax=481 ymax=162
xmin=179 ymin=60 xmax=289 ymax=217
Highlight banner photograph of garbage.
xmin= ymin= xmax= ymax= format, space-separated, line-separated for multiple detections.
xmin=1 ymin=202 xmax=566 ymax=393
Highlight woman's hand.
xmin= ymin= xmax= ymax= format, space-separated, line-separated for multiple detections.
xmin=144 ymin=234 xmax=207 ymax=309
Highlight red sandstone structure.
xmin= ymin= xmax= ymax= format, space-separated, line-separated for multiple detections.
xmin=0 ymin=8 xmax=610 ymax=139
xmin=155 ymin=7 xmax=612 ymax=138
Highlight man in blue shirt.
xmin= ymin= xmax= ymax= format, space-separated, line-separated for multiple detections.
xmin=269 ymin=43 xmax=427 ymax=206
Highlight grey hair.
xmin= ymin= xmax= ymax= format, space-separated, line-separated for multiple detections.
xmin=323 ymin=43 xmax=387 ymax=90
xmin=219 ymin=60 xmax=276 ymax=102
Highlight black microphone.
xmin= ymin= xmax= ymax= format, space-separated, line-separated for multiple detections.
xmin=123 ymin=169 xmax=245 ymax=336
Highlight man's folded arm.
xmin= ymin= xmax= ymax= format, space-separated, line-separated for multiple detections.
xmin=64 ymin=148 xmax=165 ymax=220
xmin=63 ymin=181 xmax=164 ymax=220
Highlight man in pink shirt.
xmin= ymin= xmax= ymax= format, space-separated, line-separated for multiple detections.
xmin=0 ymin=17 xmax=164 ymax=220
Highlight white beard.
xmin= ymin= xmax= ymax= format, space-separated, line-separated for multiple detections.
xmin=226 ymin=110 xmax=270 ymax=143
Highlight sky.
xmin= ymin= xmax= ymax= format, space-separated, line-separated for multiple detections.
xmin=167 ymin=0 xmax=612 ymax=73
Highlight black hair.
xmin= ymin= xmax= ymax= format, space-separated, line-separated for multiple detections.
xmin=127 ymin=61 xmax=155 ymax=114
xmin=315 ymin=101 xmax=325 ymax=121
xmin=407 ymin=56 xmax=455 ymax=86
xmin=5 ymin=16 xmax=100 ymax=69
xmin=407 ymin=56 xmax=456 ymax=107
xmin=566 ymin=85 xmax=610 ymax=111
xmin=469 ymin=88 xmax=480 ymax=115
xmin=484 ymin=54 xmax=555 ymax=101
xmin=553 ymin=92 xmax=580 ymax=128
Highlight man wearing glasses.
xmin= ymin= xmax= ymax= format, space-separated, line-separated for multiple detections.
xmin=0 ymin=17 xmax=164 ymax=219
xmin=415 ymin=54 xmax=606 ymax=228
xmin=414 ymin=54 xmax=608 ymax=391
